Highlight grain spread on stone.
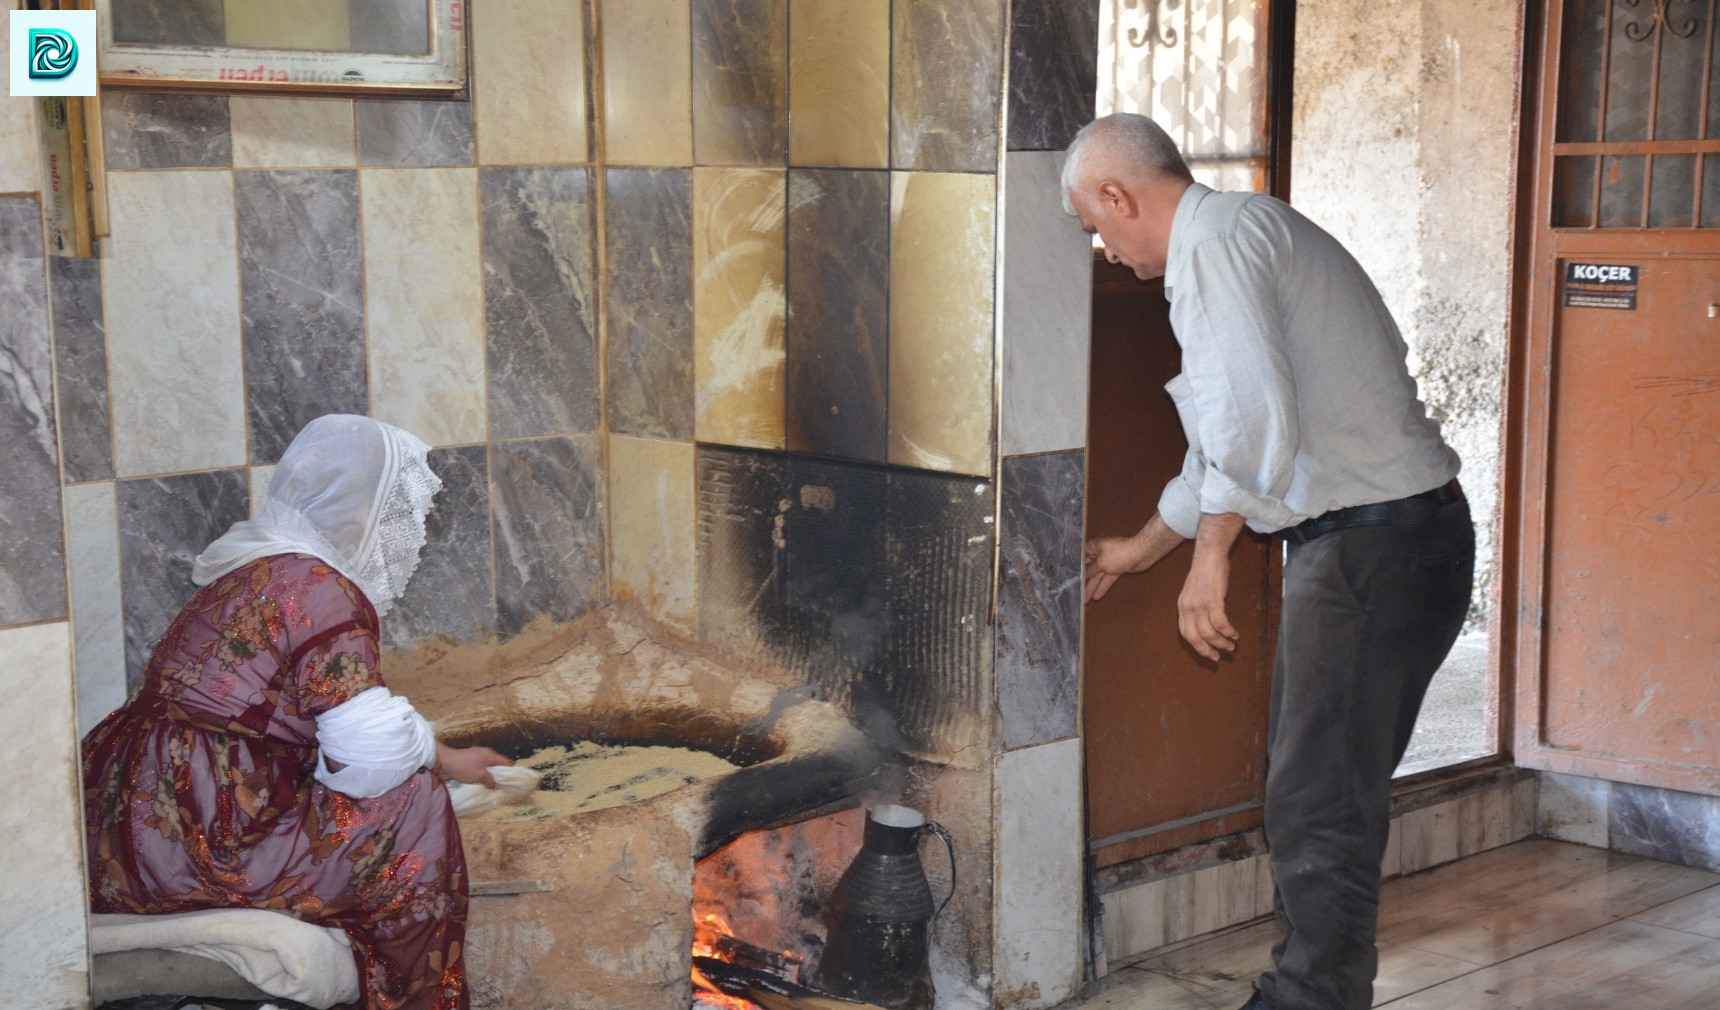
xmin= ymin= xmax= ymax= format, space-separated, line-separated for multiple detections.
xmin=470 ymin=741 xmax=737 ymax=822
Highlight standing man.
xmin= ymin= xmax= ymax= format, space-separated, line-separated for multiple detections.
xmin=1069 ymin=114 xmax=1474 ymax=1010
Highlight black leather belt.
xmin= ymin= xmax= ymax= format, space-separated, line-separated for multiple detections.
xmin=1280 ymin=479 xmax=1464 ymax=545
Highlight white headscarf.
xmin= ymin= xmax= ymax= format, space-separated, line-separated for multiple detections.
xmin=192 ymin=414 xmax=443 ymax=618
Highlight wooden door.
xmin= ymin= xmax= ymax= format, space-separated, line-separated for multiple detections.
xmin=1511 ymin=0 xmax=1720 ymax=793
xmin=1083 ymin=262 xmax=1280 ymax=868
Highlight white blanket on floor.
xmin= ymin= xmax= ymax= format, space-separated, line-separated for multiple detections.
xmin=90 ymin=908 xmax=361 ymax=1009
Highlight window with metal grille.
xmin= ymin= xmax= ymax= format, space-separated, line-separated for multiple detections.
xmin=1097 ymin=0 xmax=1271 ymax=194
xmin=1552 ymin=0 xmax=1720 ymax=228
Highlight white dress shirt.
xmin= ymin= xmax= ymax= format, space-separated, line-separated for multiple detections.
xmin=1156 ymin=184 xmax=1460 ymax=538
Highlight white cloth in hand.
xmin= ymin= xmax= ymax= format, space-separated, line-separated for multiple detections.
xmin=314 ymin=686 xmax=436 ymax=798
xmin=448 ymin=765 xmax=541 ymax=818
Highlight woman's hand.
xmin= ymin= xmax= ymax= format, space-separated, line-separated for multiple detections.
xmin=434 ymin=743 xmax=513 ymax=789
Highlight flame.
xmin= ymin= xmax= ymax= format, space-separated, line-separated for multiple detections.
xmin=690 ymin=963 xmax=760 ymax=1010
xmin=690 ymin=912 xmax=763 ymax=1010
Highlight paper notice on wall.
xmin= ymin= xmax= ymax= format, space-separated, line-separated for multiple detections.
xmin=1563 ymin=262 xmax=1639 ymax=310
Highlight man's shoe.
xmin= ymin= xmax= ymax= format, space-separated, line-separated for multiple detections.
xmin=1236 ymin=991 xmax=1269 ymax=1010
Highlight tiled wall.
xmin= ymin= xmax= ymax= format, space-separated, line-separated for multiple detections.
xmin=1540 ymin=771 xmax=1720 ymax=873
xmin=1100 ymin=773 xmax=1539 ymax=966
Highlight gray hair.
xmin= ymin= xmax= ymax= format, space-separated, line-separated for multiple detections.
xmin=1061 ymin=113 xmax=1194 ymax=215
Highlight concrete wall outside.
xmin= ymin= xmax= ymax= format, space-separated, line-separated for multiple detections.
xmin=1292 ymin=0 xmax=1523 ymax=628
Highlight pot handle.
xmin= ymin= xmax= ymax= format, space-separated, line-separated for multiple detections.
xmin=924 ymin=820 xmax=957 ymax=918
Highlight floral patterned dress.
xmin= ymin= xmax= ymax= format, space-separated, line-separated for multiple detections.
xmin=82 ymin=553 xmax=467 ymax=1010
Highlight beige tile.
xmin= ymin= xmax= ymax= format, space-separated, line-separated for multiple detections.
xmin=607 ymin=435 xmax=697 ymax=636
xmin=1457 ymin=786 xmax=1511 ymax=859
xmin=692 ymin=167 xmax=785 ymax=448
xmin=887 ymin=171 xmax=995 ymax=476
xmin=787 ymin=0 xmax=889 ymax=168
xmin=1493 ymin=918 xmax=1720 ymax=1009
xmin=1630 ymin=884 xmax=1720 ymax=938
xmin=0 ymin=15 xmax=40 ymax=193
xmin=1510 ymin=775 xmax=1538 ymax=842
xmin=230 ymin=97 xmax=355 ymax=169
xmin=1372 ymin=941 xmax=1480 ymax=1005
xmin=104 ymin=170 xmax=246 ymax=476
xmin=1103 ymin=877 xmax=1168 ymax=965
xmin=1400 ymin=799 xmax=1461 ymax=874
xmin=249 ymin=465 xmax=276 ymax=517
xmin=1186 ymin=865 xmax=1225 ymax=940
xmin=223 ymin=0 xmax=349 ymax=49
xmin=602 ymin=0 xmax=693 ymax=166
xmin=362 ymin=167 xmax=486 ymax=446
xmin=1382 ymin=814 xmax=1404 ymax=878
xmin=474 ymin=0 xmax=589 ymax=165
xmin=1139 ymin=919 xmax=1279 ymax=995
xmin=65 ymin=482 xmax=125 ymax=735
xmin=0 ymin=622 xmax=90 ymax=1006
xmin=1066 ymin=968 xmax=1239 ymax=1010
xmin=1256 ymin=850 xmax=1277 ymax=918
xmin=995 ymin=739 xmax=1085 ymax=1008
xmin=1217 ymin=857 xmax=1260 ymax=930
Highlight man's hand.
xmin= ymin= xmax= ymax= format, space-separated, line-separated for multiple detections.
xmin=434 ymin=743 xmax=513 ymax=789
xmin=1178 ymin=513 xmax=1245 ymax=660
xmin=1084 ymin=513 xmax=1187 ymax=603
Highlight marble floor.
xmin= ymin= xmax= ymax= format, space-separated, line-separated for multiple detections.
xmin=1069 ymin=839 xmax=1720 ymax=1010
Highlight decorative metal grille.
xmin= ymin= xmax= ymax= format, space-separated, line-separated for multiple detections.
xmin=1552 ymin=0 xmax=1720 ymax=227
xmin=1097 ymin=0 xmax=1271 ymax=193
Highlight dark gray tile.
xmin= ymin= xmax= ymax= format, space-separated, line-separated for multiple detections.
xmin=118 ymin=469 xmax=248 ymax=685
xmin=892 ymin=0 xmax=1005 ymax=172
xmin=386 ymin=445 xmax=493 ymax=650
xmin=490 ymin=435 xmax=605 ymax=637
xmin=1611 ymin=781 xmax=1720 ymax=872
xmin=49 ymin=257 xmax=112 ymax=483
xmin=0 ymin=199 xmax=67 ymax=627
xmin=785 ymin=169 xmax=888 ymax=462
xmin=996 ymin=452 xmax=1083 ymax=748
xmin=693 ymin=0 xmax=789 ymax=166
xmin=109 ymin=0 xmax=224 ymax=46
xmin=881 ymin=467 xmax=995 ymax=755
xmin=482 ymin=167 xmax=598 ymax=440
xmin=696 ymin=444 xmax=790 ymax=650
xmin=349 ymin=0 xmax=431 ymax=55
xmin=101 ymin=93 xmax=232 ymax=170
xmin=236 ymin=170 xmax=367 ymax=463
xmin=1007 ymin=0 xmax=1098 ymax=151
xmin=356 ymin=100 xmax=474 ymax=167
xmin=604 ymin=168 xmax=694 ymax=440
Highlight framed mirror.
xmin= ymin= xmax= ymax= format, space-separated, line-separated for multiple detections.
xmin=95 ymin=0 xmax=467 ymax=96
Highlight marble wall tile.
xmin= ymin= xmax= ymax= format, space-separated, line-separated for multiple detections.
xmin=110 ymin=0 xmax=224 ymax=46
xmin=1381 ymin=815 xmax=1404 ymax=878
xmin=1457 ymin=786 xmax=1511 ymax=859
xmin=386 ymin=445 xmax=494 ymax=650
xmin=65 ymin=482 xmax=126 ymax=734
xmin=605 ymin=168 xmax=695 ymax=440
xmin=230 ymin=98 xmax=356 ymax=169
xmin=0 ymin=15 xmax=39 ymax=193
xmin=1216 ymin=855 xmax=1260 ymax=929
xmin=888 ymin=171 xmax=996 ymax=475
xmin=118 ymin=469 xmax=248 ymax=684
xmin=0 ymin=199 xmax=66 ymax=628
xmin=490 ymin=436 xmax=605 ymax=637
xmin=1400 ymin=798 xmax=1461 ymax=875
xmin=997 ymin=452 xmax=1083 ymax=749
xmin=994 ymin=737 xmax=1085 ymax=1009
xmin=1538 ymin=772 xmax=1610 ymax=847
xmin=1102 ymin=876 xmax=1167 ymax=962
xmin=1001 ymin=150 xmax=1092 ymax=456
xmin=1610 ymin=781 xmax=1720 ymax=872
xmin=1511 ymin=775 xmax=1539 ymax=842
xmin=892 ymin=0 xmax=1006 ymax=173
xmin=695 ymin=445 xmax=791 ymax=653
xmin=608 ymin=435 xmax=697 ymax=637
xmin=248 ymin=465 xmax=275 ymax=517
xmin=349 ymin=0 xmax=431 ymax=55
xmin=693 ymin=167 xmax=785 ymax=448
xmin=602 ymin=0 xmax=694 ymax=167
xmin=237 ymin=169 xmax=367 ymax=462
xmin=102 ymin=93 xmax=231 ymax=170
xmin=363 ymin=167 xmax=486 ymax=447
xmin=0 ymin=622 xmax=89 ymax=1008
xmin=787 ymin=0 xmax=890 ymax=169
xmin=104 ymin=170 xmax=246 ymax=477
xmin=473 ymin=0 xmax=589 ymax=166
xmin=1007 ymin=0 xmax=1099 ymax=151
xmin=785 ymin=169 xmax=889 ymax=462
xmin=884 ymin=468 xmax=995 ymax=755
xmin=356 ymin=100 xmax=475 ymax=167
xmin=692 ymin=0 xmax=787 ymax=166
xmin=1256 ymin=848 xmax=1277 ymax=917
xmin=483 ymin=166 xmax=598 ymax=439
xmin=223 ymin=0 xmax=347 ymax=49
xmin=49 ymin=257 xmax=113 ymax=483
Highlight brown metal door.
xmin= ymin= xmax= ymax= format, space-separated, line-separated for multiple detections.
xmin=1082 ymin=263 xmax=1279 ymax=868
xmin=1510 ymin=0 xmax=1720 ymax=792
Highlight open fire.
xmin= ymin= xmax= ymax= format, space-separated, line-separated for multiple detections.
xmin=690 ymin=911 xmax=800 ymax=1009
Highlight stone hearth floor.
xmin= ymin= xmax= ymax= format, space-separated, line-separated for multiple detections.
xmin=1067 ymin=839 xmax=1720 ymax=1010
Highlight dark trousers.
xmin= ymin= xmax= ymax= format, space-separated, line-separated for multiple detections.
xmin=1256 ymin=499 xmax=1474 ymax=1010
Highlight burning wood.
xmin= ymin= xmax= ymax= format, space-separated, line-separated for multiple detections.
xmin=692 ymin=956 xmax=885 ymax=1010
